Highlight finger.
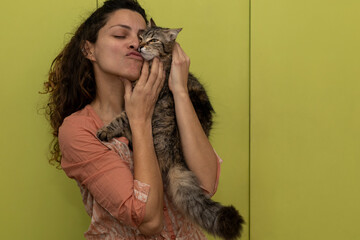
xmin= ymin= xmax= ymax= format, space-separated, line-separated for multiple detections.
xmin=176 ymin=42 xmax=185 ymax=58
xmin=146 ymin=57 xmax=160 ymax=87
xmin=177 ymin=42 xmax=189 ymax=63
xmin=137 ymin=61 xmax=149 ymax=86
xmin=175 ymin=42 xmax=184 ymax=57
xmin=172 ymin=42 xmax=187 ymax=65
xmin=172 ymin=43 xmax=180 ymax=61
xmin=122 ymin=79 xmax=133 ymax=101
xmin=177 ymin=43 xmax=190 ymax=69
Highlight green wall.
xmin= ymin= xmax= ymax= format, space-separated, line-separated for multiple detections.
xmin=1 ymin=0 xmax=359 ymax=240
xmin=0 ymin=1 xmax=96 ymax=239
xmin=250 ymin=1 xmax=360 ymax=239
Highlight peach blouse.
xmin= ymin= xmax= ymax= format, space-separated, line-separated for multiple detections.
xmin=59 ymin=105 xmax=222 ymax=240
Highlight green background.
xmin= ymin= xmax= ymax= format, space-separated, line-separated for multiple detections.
xmin=1 ymin=0 xmax=359 ymax=240
xmin=250 ymin=1 xmax=360 ymax=239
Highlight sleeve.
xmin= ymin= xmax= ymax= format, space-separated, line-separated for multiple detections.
xmin=58 ymin=117 xmax=149 ymax=227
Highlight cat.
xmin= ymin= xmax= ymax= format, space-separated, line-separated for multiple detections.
xmin=97 ymin=19 xmax=244 ymax=240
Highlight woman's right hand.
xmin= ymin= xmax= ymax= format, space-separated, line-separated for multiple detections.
xmin=122 ymin=58 xmax=165 ymax=127
xmin=123 ymin=58 xmax=166 ymax=235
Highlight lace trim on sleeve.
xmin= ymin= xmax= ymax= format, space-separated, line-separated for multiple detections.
xmin=133 ymin=180 xmax=150 ymax=203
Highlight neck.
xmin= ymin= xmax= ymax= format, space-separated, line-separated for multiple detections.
xmin=91 ymin=70 xmax=126 ymax=125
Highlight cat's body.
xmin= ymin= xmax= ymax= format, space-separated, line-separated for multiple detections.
xmin=97 ymin=19 xmax=244 ymax=240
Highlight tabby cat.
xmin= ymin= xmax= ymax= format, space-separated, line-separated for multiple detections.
xmin=97 ymin=19 xmax=244 ymax=240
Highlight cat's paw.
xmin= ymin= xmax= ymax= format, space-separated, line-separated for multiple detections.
xmin=97 ymin=128 xmax=112 ymax=142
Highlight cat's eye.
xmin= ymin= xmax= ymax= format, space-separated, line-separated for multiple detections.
xmin=148 ymin=39 xmax=159 ymax=43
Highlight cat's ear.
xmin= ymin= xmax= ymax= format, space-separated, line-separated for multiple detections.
xmin=168 ymin=28 xmax=182 ymax=41
xmin=149 ymin=18 xmax=157 ymax=28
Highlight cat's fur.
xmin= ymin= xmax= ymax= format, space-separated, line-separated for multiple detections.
xmin=97 ymin=19 xmax=244 ymax=240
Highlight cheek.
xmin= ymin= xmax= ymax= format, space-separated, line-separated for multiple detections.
xmin=149 ymin=46 xmax=160 ymax=55
xmin=141 ymin=46 xmax=160 ymax=60
xmin=109 ymin=41 xmax=122 ymax=53
xmin=93 ymin=39 xmax=142 ymax=80
xmin=96 ymin=42 xmax=123 ymax=66
xmin=97 ymin=38 xmax=122 ymax=55
xmin=102 ymin=42 xmax=122 ymax=60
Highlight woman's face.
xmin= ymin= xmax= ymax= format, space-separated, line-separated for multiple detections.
xmin=87 ymin=9 xmax=146 ymax=81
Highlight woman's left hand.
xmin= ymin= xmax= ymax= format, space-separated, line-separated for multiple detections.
xmin=169 ymin=43 xmax=218 ymax=195
xmin=168 ymin=42 xmax=190 ymax=95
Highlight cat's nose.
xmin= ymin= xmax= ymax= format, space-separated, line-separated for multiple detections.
xmin=138 ymin=43 xmax=146 ymax=53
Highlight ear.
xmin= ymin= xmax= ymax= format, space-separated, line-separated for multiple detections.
xmin=148 ymin=18 xmax=157 ymax=28
xmin=168 ymin=28 xmax=182 ymax=41
xmin=82 ymin=40 xmax=96 ymax=61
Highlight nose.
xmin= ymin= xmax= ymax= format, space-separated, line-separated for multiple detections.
xmin=129 ymin=35 xmax=140 ymax=51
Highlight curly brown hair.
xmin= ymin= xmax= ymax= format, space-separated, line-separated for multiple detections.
xmin=42 ymin=0 xmax=148 ymax=167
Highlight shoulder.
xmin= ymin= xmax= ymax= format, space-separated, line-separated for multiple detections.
xmin=59 ymin=107 xmax=98 ymax=139
xmin=58 ymin=106 xmax=104 ymax=158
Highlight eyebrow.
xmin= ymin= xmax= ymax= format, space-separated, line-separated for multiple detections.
xmin=110 ymin=24 xmax=132 ymax=30
xmin=109 ymin=24 xmax=145 ymax=33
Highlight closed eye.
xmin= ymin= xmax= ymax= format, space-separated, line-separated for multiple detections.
xmin=114 ymin=36 xmax=125 ymax=39
xmin=148 ymin=39 xmax=159 ymax=43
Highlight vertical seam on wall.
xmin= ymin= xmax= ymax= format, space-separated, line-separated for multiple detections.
xmin=248 ymin=0 xmax=252 ymax=239
xmin=96 ymin=0 xmax=98 ymax=9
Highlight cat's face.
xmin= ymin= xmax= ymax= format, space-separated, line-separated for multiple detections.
xmin=138 ymin=19 xmax=182 ymax=61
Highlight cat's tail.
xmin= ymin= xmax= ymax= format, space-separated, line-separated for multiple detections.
xmin=167 ymin=164 xmax=244 ymax=240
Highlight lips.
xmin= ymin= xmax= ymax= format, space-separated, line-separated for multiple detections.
xmin=127 ymin=51 xmax=143 ymax=60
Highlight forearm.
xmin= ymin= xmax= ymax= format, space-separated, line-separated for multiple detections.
xmin=131 ymin=121 xmax=164 ymax=235
xmin=173 ymin=91 xmax=218 ymax=194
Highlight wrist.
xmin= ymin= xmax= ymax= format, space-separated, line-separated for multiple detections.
xmin=130 ymin=120 xmax=153 ymax=136
xmin=172 ymin=89 xmax=189 ymax=99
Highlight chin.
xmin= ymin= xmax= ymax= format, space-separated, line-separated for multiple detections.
xmin=124 ymin=74 xmax=140 ymax=82
xmin=123 ymin=64 xmax=142 ymax=81
xmin=123 ymin=71 xmax=141 ymax=82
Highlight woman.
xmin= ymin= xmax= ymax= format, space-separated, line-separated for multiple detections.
xmin=44 ymin=0 xmax=220 ymax=239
